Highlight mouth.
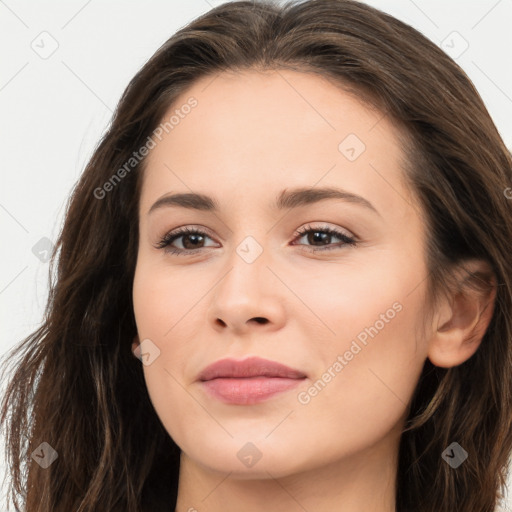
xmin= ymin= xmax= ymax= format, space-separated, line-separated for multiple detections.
xmin=197 ymin=356 xmax=307 ymax=405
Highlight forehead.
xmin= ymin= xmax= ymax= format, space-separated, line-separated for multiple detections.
xmin=140 ymin=69 xmax=417 ymax=219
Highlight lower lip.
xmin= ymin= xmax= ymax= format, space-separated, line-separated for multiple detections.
xmin=200 ymin=377 xmax=305 ymax=405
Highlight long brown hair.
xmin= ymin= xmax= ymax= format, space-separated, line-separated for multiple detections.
xmin=2 ymin=1 xmax=512 ymax=510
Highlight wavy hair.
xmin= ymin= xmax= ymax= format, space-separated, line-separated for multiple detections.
xmin=2 ymin=1 xmax=512 ymax=510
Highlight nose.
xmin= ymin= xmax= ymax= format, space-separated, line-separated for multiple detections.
xmin=206 ymin=246 xmax=286 ymax=336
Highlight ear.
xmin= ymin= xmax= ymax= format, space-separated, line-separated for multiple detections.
xmin=427 ymin=259 xmax=497 ymax=368
xmin=132 ymin=334 xmax=141 ymax=357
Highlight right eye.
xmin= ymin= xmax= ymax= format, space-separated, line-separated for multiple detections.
xmin=155 ymin=226 xmax=219 ymax=255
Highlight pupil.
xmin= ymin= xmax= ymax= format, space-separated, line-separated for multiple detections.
xmin=184 ymin=234 xmax=203 ymax=249
xmin=310 ymin=231 xmax=329 ymax=245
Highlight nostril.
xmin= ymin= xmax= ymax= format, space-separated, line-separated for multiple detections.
xmin=252 ymin=317 xmax=268 ymax=324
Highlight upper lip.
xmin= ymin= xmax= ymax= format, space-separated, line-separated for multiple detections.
xmin=198 ymin=356 xmax=307 ymax=381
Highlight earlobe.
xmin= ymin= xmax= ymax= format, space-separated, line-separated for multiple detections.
xmin=427 ymin=260 xmax=496 ymax=368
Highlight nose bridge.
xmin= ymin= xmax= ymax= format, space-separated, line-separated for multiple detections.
xmin=217 ymin=231 xmax=269 ymax=305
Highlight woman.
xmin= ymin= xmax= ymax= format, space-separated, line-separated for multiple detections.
xmin=1 ymin=0 xmax=511 ymax=511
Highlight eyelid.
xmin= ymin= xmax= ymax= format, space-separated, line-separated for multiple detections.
xmin=292 ymin=222 xmax=356 ymax=241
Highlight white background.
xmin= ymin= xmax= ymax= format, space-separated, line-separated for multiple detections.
xmin=1 ymin=0 xmax=511 ymax=510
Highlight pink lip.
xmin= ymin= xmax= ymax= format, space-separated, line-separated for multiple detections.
xmin=197 ymin=356 xmax=307 ymax=405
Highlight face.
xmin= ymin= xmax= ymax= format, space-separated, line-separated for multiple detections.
xmin=132 ymin=69 xmax=431 ymax=478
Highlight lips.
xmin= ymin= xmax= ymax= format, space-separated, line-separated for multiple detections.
xmin=198 ymin=356 xmax=306 ymax=381
xmin=197 ymin=356 xmax=307 ymax=405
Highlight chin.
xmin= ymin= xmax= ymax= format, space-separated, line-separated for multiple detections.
xmin=181 ymin=433 xmax=314 ymax=480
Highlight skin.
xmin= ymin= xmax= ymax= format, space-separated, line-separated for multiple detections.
xmin=131 ymin=69 xmax=494 ymax=512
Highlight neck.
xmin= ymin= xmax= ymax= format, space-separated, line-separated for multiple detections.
xmin=174 ymin=429 xmax=399 ymax=512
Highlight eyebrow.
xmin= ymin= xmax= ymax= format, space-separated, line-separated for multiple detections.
xmin=148 ymin=186 xmax=379 ymax=216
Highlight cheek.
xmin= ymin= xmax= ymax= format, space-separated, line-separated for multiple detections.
xmin=132 ymin=265 xmax=206 ymax=396
xmin=132 ymin=258 xmax=202 ymax=341
xmin=292 ymin=268 xmax=426 ymax=454
xmin=132 ymin=262 xmax=197 ymax=442
xmin=289 ymin=251 xmax=427 ymax=420
xmin=287 ymin=248 xmax=424 ymax=355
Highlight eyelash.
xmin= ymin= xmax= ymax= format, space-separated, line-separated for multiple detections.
xmin=155 ymin=224 xmax=357 ymax=256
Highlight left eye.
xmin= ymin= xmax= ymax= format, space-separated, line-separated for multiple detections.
xmin=292 ymin=224 xmax=357 ymax=251
xmin=155 ymin=224 xmax=357 ymax=255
